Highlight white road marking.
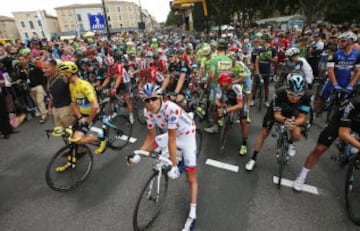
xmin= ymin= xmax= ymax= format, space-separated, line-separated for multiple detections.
xmin=117 ymin=135 xmax=137 ymax=143
xmin=205 ymin=159 xmax=239 ymax=173
xmin=273 ymin=176 xmax=320 ymax=195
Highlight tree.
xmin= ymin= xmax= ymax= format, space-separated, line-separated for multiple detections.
xmin=324 ymin=0 xmax=360 ymax=24
xmin=165 ymin=11 xmax=182 ymax=27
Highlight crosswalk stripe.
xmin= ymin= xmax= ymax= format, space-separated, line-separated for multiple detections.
xmin=273 ymin=176 xmax=320 ymax=195
xmin=205 ymin=159 xmax=239 ymax=172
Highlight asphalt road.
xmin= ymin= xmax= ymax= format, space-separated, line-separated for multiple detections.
xmin=1 ymin=101 xmax=360 ymax=231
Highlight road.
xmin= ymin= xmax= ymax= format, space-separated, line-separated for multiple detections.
xmin=0 ymin=102 xmax=359 ymax=231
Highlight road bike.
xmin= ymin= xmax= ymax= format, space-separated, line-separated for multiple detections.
xmin=253 ymin=73 xmax=264 ymax=112
xmin=132 ymin=131 xmax=202 ymax=231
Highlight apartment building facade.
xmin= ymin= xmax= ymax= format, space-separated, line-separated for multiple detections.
xmin=13 ymin=10 xmax=59 ymax=41
xmin=0 ymin=16 xmax=20 ymax=39
xmin=55 ymin=0 xmax=157 ymax=34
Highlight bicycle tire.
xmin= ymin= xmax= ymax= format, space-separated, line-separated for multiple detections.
xmin=136 ymin=99 xmax=146 ymax=124
xmin=45 ymin=145 xmax=93 ymax=192
xmin=277 ymin=137 xmax=287 ymax=189
xmin=258 ymin=84 xmax=263 ymax=112
xmin=108 ymin=115 xmax=133 ymax=150
xmin=218 ymin=117 xmax=230 ymax=155
xmin=196 ymin=128 xmax=203 ymax=157
xmin=345 ymin=156 xmax=360 ymax=226
xmin=133 ymin=170 xmax=169 ymax=231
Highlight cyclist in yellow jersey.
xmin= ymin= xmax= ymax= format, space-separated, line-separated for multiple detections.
xmin=56 ymin=61 xmax=106 ymax=172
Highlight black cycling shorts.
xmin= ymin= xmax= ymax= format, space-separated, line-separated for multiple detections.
xmin=317 ymin=120 xmax=340 ymax=147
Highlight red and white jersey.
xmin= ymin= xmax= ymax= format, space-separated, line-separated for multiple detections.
xmin=106 ymin=62 xmax=131 ymax=83
xmin=144 ymin=100 xmax=196 ymax=137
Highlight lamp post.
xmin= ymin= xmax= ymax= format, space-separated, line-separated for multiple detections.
xmin=101 ymin=0 xmax=111 ymax=40
xmin=138 ymin=0 xmax=145 ymax=33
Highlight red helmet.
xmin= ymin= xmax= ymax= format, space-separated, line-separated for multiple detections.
xmin=230 ymin=47 xmax=239 ymax=53
xmin=104 ymin=56 xmax=115 ymax=66
xmin=218 ymin=71 xmax=234 ymax=85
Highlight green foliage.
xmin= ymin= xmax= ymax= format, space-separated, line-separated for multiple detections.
xmin=165 ymin=11 xmax=182 ymax=27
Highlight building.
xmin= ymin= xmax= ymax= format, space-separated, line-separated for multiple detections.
xmin=0 ymin=16 xmax=20 ymax=39
xmin=55 ymin=0 xmax=158 ymax=35
xmin=13 ymin=10 xmax=59 ymax=41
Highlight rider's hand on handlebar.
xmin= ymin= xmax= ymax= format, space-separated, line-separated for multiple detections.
xmin=333 ymin=83 xmax=343 ymax=91
xmin=127 ymin=153 xmax=142 ymax=167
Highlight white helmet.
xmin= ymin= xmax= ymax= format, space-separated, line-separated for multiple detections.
xmin=285 ymin=47 xmax=300 ymax=57
xmin=139 ymin=83 xmax=162 ymax=100
xmin=338 ymin=31 xmax=358 ymax=42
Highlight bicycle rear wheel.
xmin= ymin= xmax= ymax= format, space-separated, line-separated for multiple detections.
xmin=345 ymin=156 xmax=360 ymax=226
xmin=196 ymin=128 xmax=203 ymax=157
xmin=133 ymin=170 xmax=169 ymax=231
xmin=218 ymin=118 xmax=230 ymax=155
xmin=45 ymin=145 xmax=93 ymax=192
xmin=136 ymin=99 xmax=146 ymax=124
xmin=258 ymin=84 xmax=263 ymax=112
xmin=108 ymin=115 xmax=133 ymax=150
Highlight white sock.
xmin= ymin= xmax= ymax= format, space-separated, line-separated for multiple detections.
xmin=298 ymin=167 xmax=310 ymax=180
xmin=189 ymin=203 xmax=197 ymax=219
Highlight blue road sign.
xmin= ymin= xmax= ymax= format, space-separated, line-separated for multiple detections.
xmin=88 ymin=14 xmax=106 ymax=31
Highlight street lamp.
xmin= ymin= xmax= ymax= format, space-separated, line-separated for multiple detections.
xmin=101 ymin=0 xmax=111 ymax=40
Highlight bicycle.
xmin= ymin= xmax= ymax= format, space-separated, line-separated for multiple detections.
xmin=45 ymin=127 xmax=93 ymax=192
xmin=252 ymin=73 xmax=264 ymax=112
xmin=132 ymin=131 xmax=202 ymax=231
xmin=345 ymin=147 xmax=360 ymax=226
xmin=274 ymin=123 xmax=291 ymax=189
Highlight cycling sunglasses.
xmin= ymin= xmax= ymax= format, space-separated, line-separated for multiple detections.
xmin=144 ymin=97 xmax=159 ymax=103
xmin=286 ymin=90 xmax=304 ymax=97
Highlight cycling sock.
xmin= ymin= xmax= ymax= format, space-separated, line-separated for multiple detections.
xmin=298 ymin=167 xmax=310 ymax=180
xmin=252 ymin=151 xmax=258 ymax=160
xmin=242 ymin=139 xmax=247 ymax=146
xmin=189 ymin=203 xmax=197 ymax=219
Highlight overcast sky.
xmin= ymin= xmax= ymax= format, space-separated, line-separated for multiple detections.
xmin=0 ymin=0 xmax=170 ymax=22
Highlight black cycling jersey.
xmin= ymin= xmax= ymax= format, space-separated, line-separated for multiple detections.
xmin=340 ymin=95 xmax=360 ymax=134
xmin=167 ymin=60 xmax=190 ymax=93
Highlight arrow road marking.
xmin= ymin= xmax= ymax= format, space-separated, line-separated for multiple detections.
xmin=205 ymin=159 xmax=239 ymax=173
xmin=273 ymin=176 xmax=320 ymax=195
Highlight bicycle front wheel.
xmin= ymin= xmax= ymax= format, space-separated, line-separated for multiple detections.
xmin=133 ymin=171 xmax=169 ymax=231
xmin=277 ymin=139 xmax=287 ymax=189
xmin=218 ymin=119 xmax=230 ymax=155
xmin=108 ymin=115 xmax=133 ymax=150
xmin=45 ymin=145 xmax=93 ymax=192
xmin=345 ymin=156 xmax=360 ymax=226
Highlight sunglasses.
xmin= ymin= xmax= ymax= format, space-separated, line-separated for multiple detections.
xmin=340 ymin=40 xmax=347 ymax=43
xmin=286 ymin=90 xmax=304 ymax=97
xmin=144 ymin=97 xmax=159 ymax=103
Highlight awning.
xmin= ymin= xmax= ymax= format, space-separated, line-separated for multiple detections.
xmin=60 ymin=35 xmax=76 ymax=41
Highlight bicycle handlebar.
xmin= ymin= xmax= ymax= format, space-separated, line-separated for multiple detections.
xmin=133 ymin=150 xmax=173 ymax=166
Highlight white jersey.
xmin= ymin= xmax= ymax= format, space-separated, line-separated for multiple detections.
xmin=144 ymin=100 xmax=196 ymax=136
xmin=144 ymin=100 xmax=197 ymax=168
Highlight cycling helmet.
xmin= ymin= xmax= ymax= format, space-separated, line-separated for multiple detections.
xmin=139 ymin=83 xmax=161 ymax=99
xmin=217 ymin=39 xmax=228 ymax=50
xmin=261 ymin=33 xmax=272 ymax=42
xmin=104 ymin=56 xmax=115 ymax=66
xmin=285 ymin=47 xmax=300 ymax=57
xmin=288 ymin=74 xmax=305 ymax=93
xmin=175 ymin=48 xmax=185 ymax=55
xmin=338 ymin=31 xmax=358 ymax=42
xmin=57 ymin=61 xmax=78 ymax=74
xmin=218 ymin=71 xmax=234 ymax=85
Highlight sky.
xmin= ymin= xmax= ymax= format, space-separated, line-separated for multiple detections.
xmin=0 ymin=0 xmax=170 ymax=22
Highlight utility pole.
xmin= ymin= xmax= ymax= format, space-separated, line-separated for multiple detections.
xmin=101 ymin=0 xmax=111 ymax=40
xmin=138 ymin=0 xmax=145 ymax=34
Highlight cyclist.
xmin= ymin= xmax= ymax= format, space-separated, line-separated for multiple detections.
xmin=245 ymin=74 xmax=311 ymax=171
xmin=339 ymin=94 xmax=360 ymax=156
xmin=230 ymin=52 xmax=252 ymax=123
xmin=211 ymin=71 xmax=249 ymax=155
xmin=204 ymin=39 xmax=232 ymax=133
xmin=127 ymin=83 xmax=198 ymax=231
xmin=56 ymin=61 xmax=106 ymax=172
xmin=161 ymin=49 xmax=191 ymax=109
xmin=251 ymin=34 xmax=277 ymax=107
xmin=285 ymin=47 xmax=314 ymax=88
xmin=100 ymin=55 xmax=135 ymax=124
xmin=320 ymin=32 xmax=360 ymax=102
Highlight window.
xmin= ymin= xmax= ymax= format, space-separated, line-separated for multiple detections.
xmin=29 ymin=20 xmax=34 ymax=29
xmin=117 ymin=7 xmax=121 ymax=12
xmin=108 ymin=16 xmax=111 ymax=21
xmin=21 ymin=21 xmax=25 ymax=28
xmin=33 ymin=32 xmax=38 ymax=36
xmin=38 ymin=20 xmax=42 ymax=27
xmin=77 ymin=14 xmax=82 ymax=22
xmin=80 ymin=23 xmax=84 ymax=31
xmin=24 ymin=32 xmax=29 ymax=38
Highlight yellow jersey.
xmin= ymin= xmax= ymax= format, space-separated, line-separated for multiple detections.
xmin=69 ymin=79 xmax=97 ymax=115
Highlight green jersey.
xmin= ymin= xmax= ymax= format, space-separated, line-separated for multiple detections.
xmin=209 ymin=55 xmax=232 ymax=87
xmin=231 ymin=61 xmax=250 ymax=77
